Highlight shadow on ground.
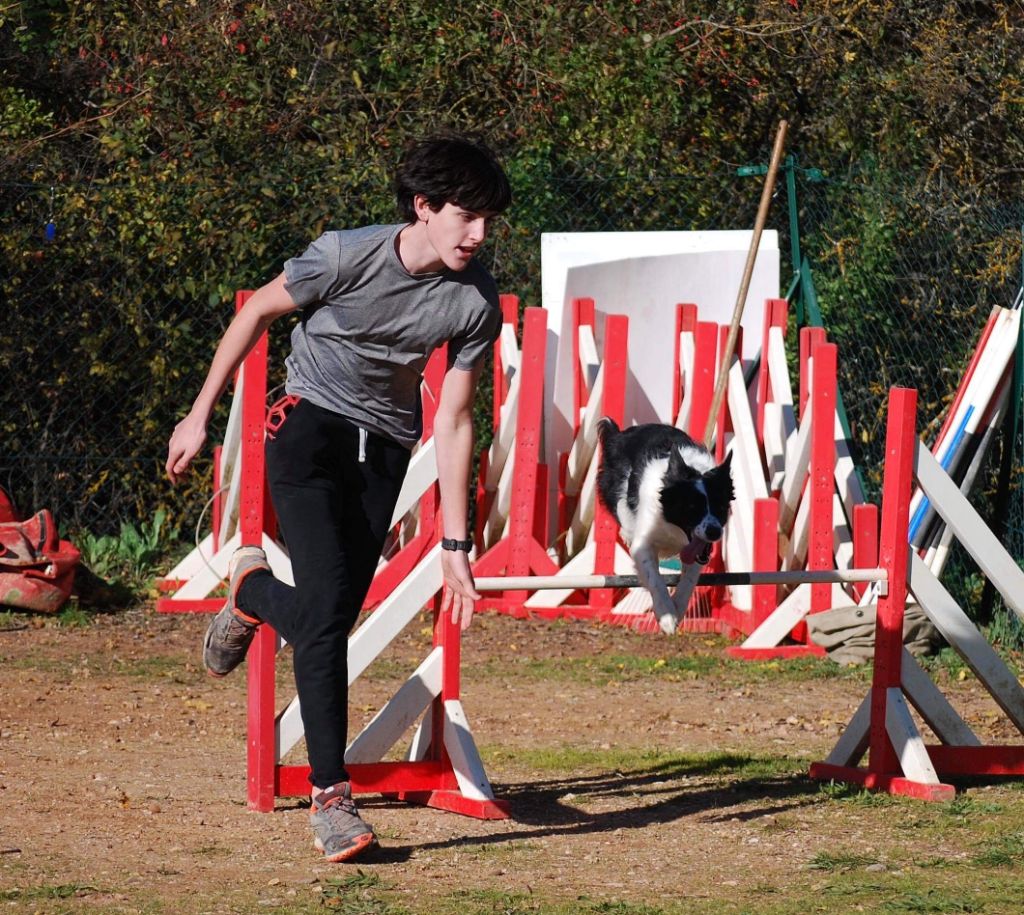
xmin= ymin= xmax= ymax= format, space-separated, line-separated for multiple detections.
xmin=364 ymin=752 xmax=821 ymax=863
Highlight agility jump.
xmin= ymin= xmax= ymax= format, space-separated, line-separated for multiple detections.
xmin=159 ymin=281 xmax=1024 ymax=812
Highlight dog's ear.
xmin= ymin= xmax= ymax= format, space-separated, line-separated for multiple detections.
xmin=667 ymin=445 xmax=700 ymax=481
xmin=597 ymin=417 xmax=619 ymax=446
xmin=706 ymin=451 xmax=735 ymax=501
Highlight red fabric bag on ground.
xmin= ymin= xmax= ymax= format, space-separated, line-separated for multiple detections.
xmin=0 ymin=506 xmax=80 ymax=613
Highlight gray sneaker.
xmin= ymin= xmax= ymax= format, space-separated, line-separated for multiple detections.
xmin=202 ymin=546 xmax=270 ymax=678
xmin=310 ymin=782 xmax=377 ymax=862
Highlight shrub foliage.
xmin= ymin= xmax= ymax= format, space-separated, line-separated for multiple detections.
xmin=2 ymin=1 xmax=1022 ymax=535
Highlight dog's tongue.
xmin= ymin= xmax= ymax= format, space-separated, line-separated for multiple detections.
xmin=681 ymin=537 xmax=711 ymax=566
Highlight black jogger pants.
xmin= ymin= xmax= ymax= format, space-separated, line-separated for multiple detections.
xmin=237 ymin=397 xmax=410 ymax=789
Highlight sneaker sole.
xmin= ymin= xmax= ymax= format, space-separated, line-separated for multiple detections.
xmin=314 ymin=831 xmax=377 ymax=863
xmin=202 ymin=624 xmax=231 ymax=679
xmin=203 ymin=602 xmax=259 ymax=679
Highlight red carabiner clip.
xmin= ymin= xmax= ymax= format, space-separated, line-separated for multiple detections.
xmin=266 ymin=394 xmax=301 ymax=440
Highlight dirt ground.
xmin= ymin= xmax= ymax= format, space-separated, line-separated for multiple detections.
xmin=3 ymin=604 xmax=1024 ymax=914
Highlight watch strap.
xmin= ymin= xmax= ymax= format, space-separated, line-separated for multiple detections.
xmin=440 ymin=537 xmax=473 ymax=552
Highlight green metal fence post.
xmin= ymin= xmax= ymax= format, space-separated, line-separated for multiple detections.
xmin=785 ymin=154 xmax=801 ymax=278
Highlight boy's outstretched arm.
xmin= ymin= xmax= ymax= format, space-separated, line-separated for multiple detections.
xmin=166 ymin=272 xmax=298 ymax=484
xmin=433 ymin=362 xmax=484 ymax=630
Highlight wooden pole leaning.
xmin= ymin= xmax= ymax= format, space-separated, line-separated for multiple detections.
xmin=703 ymin=119 xmax=789 ymax=450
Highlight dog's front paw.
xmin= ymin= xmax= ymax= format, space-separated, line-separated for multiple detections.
xmin=654 ymin=602 xmax=681 ymax=635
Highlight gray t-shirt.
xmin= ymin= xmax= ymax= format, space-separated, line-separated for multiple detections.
xmin=282 ymin=223 xmax=501 ymax=448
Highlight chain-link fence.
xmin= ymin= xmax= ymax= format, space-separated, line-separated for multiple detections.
xmin=0 ymin=163 xmax=765 ymax=537
xmin=796 ymin=165 xmax=1023 ymax=467
xmin=3 ymin=159 xmax=1022 ymax=618
xmin=796 ymin=164 xmax=1023 ymax=623
xmin=786 ymin=163 xmax=1023 ymax=623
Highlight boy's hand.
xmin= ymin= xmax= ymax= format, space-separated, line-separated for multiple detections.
xmin=440 ymin=548 xmax=480 ymax=630
xmin=166 ymin=413 xmax=207 ymax=484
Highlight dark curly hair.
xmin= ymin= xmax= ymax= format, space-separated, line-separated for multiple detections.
xmin=394 ymin=132 xmax=512 ymax=222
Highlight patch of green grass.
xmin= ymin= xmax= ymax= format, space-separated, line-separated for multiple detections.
xmin=110 ymin=654 xmax=189 ymax=679
xmin=856 ymin=792 xmax=1019 ymax=839
xmin=816 ymin=780 xmax=903 ymax=806
xmin=461 ymin=838 xmax=539 ymax=858
xmin=483 ymin=745 xmax=801 ymax=782
xmin=438 ymin=891 xmax=681 ymax=915
xmin=592 ymin=653 xmax=721 ymax=681
xmin=359 ymin=656 xmax=425 ymax=682
xmin=2 ymin=602 xmax=122 ymax=631
xmin=471 ymin=649 xmax=868 ymax=690
xmin=811 ymin=876 xmax=978 ymax=913
xmin=729 ymin=654 xmax=871 ymax=684
xmin=943 ymin=794 xmax=1005 ymax=823
xmin=482 ymin=743 xmax=673 ymax=773
xmin=920 ymin=647 xmax=971 ymax=680
xmin=319 ymin=869 xmax=408 ymax=913
xmin=970 ymin=830 xmax=1024 ymax=867
xmin=808 ymin=851 xmax=880 ymax=872
xmin=0 ymin=608 xmax=29 ymax=629
xmin=323 ymin=870 xmax=382 ymax=891
xmin=190 ymin=844 xmax=230 ymax=857
xmin=0 ymin=882 xmax=99 ymax=901
xmin=8 ymin=650 xmax=193 ymax=682
xmin=55 ymin=602 xmax=92 ymax=627
xmin=882 ymin=889 xmax=981 ymax=912
xmin=4 ymin=654 xmax=73 ymax=674
xmin=913 ymin=856 xmax=955 ymax=869
xmin=588 ymin=903 xmax=673 ymax=915
xmin=447 ymin=889 xmax=541 ymax=914
xmin=760 ymin=813 xmax=799 ymax=833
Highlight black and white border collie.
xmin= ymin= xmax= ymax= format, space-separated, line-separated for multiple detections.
xmin=597 ymin=419 xmax=734 ymax=631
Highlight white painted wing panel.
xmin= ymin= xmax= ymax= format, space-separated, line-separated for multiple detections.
xmin=443 ymin=700 xmax=495 ymax=801
xmin=914 ymin=442 xmax=1024 ymax=620
xmin=346 ymin=648 xmax=443 ymax=764
xmin=909 ymin=552 xmax=1024 ymax=731
xmin=885 ymin=687 xmax=941 ymax=784
xmin=390 ymin=438 xmax=437 ymax=528
xmin=900 ymin=648 xmax=980 ymax=746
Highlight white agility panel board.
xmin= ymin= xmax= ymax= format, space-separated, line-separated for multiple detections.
xmin=346 ymin=648 xmax=443 ymax=764
xmin=541 ymin=231 xmax=779 ymax=484
xmin=443 ymin=699 xmax=495 ymax=800
xmin=885 ymin=687 xmax=941 ymax=785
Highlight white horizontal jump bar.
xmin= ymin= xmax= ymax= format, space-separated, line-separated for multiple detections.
xmin=474 ymin=568 xmax=888 ymax=592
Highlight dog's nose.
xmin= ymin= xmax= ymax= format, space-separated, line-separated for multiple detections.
xmin=703 ymin=522 xmax=722 ymax=541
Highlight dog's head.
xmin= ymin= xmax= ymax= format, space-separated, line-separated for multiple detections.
xmin=660 ymin=446 xmax=734 ymax=564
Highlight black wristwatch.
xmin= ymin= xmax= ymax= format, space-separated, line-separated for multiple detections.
xmin=440 ymin=537 xmax=473 ymax=552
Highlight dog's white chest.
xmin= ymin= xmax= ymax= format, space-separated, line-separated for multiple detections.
xmin=614 ymin=459 xmax=688 ymax=558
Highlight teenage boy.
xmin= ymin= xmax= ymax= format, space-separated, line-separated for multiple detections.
xmin=165 ymin=133 xmax=512 ymax=862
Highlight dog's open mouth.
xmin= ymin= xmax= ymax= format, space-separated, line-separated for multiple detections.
xmin=680 ymin=536 xmax=712 ymax=566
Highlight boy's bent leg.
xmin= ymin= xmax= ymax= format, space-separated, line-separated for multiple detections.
xmin=256 ymin=401 xmax=411 ymax=793
xmin=203 ymin=546 xmax=272 ymax=678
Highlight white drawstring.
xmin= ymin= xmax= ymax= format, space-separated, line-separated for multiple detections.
xmin=358 ymin=427 xmax=367 ymax=463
